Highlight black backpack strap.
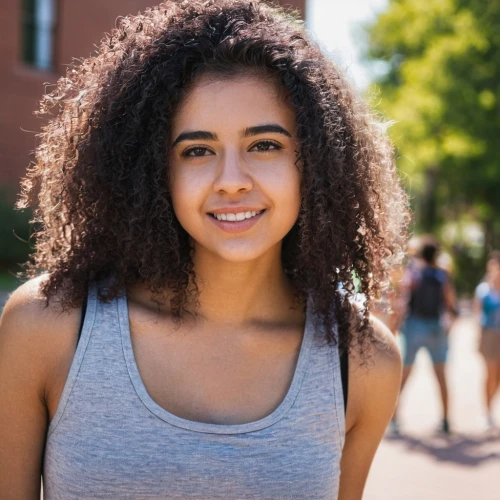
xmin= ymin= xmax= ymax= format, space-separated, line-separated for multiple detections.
xmin=77 ymin=289 xmax=88 ymax=347
xmin=340 ymin=348 xmax=349 ymax=416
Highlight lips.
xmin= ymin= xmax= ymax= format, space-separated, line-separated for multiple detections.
xmin=207 ymin=209 xmax=265 ymax=233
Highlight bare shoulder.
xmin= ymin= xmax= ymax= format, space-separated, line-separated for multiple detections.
xmin=348 ymin=313 xmax=402 ymax=377
xmin=0 ymin=275 xmax=81 ymax=401
xmin=360 ymin=314 xmax=401 ymax=373
xmin=2 ymin=275 xmax=50 ymax=317
xmin=346 ymin=314 xmax=402 ymax=431
xmin=1 ymin=274 xmax=80 ymax=339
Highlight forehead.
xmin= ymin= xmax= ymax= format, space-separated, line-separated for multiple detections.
xmin=171 ymin=73 xmax=296 ymax=133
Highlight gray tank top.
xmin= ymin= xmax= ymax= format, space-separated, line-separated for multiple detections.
xmin=43 ymin=282 xmax=345 ymax=499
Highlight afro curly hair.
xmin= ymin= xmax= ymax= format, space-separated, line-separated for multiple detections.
xmin=18 ymin=0 xmax=409 ymax=354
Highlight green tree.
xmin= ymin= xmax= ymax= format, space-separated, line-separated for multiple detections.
xmin=367 ymin=0 xmax=500 ymax=247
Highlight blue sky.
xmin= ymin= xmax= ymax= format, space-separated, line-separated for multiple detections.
xmin=306 ymin=0 xmax=388 ymax=89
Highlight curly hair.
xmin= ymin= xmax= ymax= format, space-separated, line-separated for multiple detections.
xmin=19 ymin=0 xmax=409 ymax=353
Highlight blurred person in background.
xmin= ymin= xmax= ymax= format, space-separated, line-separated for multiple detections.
xmin=474 ymin=251 xmax=500 ymax=429
xmin=436 ymin=250 xmax=456 ymax=336
xmin=391 ymin=236 xmax=458 ymax=435
xmin=371 ymin=237 xmax=421 ymax=336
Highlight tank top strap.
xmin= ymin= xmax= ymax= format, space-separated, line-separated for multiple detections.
xmin=93 ymin=278 xmax=126 ymax=338
xmin=47 ymin=279 xmax=127 ymax=437
xmin=305 ymin=311 xmax=346 ymax=449
xmin=47 ymin=281 xmax=99 ymax=436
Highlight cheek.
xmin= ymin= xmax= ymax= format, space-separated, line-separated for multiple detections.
xmin=169 ymin=173 xmax=186 ymax=217
xmin=169 ymin=169 xmax=205 ymax=229
xmin=170 ymin=163 xmax=208 ymax=203
xmin=273 ymin=165 xmax=301 ymax=219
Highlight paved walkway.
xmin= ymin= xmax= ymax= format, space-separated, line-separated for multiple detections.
xmin=365 ymin=312 xmax=500 ymax=500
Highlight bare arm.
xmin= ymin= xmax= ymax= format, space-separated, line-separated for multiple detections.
xmin=338 ymin=315 xmax=402 ymax=500
xmin=472 ymin=292 xmax=484 ymax=332
xmin=0 ymin=278 xmax=79 ymax=499
xmin=443 ymin=279 xmax=458 ymax=317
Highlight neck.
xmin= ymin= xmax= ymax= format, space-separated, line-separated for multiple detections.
xmin=191 ymin=244 xmax=298 ymax=325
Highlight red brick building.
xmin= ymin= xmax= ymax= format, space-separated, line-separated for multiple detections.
xmin=0 ymin=0 xmax=306 ymax=192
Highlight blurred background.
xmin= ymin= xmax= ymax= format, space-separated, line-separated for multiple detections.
xmin=0 ymin=0 xmax=499 ymax=498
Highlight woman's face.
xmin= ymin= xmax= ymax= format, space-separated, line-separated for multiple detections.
xmin=169 ymin=74 xmax=300 ymax=264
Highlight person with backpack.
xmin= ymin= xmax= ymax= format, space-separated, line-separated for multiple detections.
xmin=391 ymin=236 xmax=458 ymax=435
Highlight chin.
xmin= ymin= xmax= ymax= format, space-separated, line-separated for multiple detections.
xmin=199 ymin=239 xmax=278 ymax=264
xmin=211 ymin=247 xmax=269 ymax=264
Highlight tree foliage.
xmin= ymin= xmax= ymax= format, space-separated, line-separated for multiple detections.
xmin=367 ymin=0 xmax=500 ymax=240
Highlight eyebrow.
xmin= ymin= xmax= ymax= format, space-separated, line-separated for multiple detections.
xmin=172 ymin=131 xmax=218 ymax=147
xmin=241 ymin=124 xmax=292 ymax=138
xmin=171 ymin=123 xmax=292 ymax=147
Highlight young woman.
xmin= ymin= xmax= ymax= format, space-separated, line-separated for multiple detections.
xmin=0 ymin=1 xmax=408 ymax=498
xmin=474 ymin=251 xmax=500 ymax=429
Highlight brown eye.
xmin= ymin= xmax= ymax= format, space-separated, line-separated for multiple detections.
xmin=182 ymin=147 xmax=214 ymax=157
xmin=249 ymin=140 xmax=282 ymax=152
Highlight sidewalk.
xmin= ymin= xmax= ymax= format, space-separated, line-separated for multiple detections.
xmin=365 ymin=314 xmax=500 ymax=500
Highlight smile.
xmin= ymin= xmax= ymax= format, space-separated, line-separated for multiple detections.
xmin=207 ymin=209 xmax=265 ymax=234
xmin=209 ymin=210 xmax=263 ymax=222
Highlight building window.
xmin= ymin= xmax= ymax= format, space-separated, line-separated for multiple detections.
xmin=21 ymin=0 xmax=57 ymax=70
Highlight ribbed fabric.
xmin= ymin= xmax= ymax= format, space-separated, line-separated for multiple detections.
xmin=43 ymin=281 xmax=345 ymax=499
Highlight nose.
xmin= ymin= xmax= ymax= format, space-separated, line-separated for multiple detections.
xmin=212 ymin=151 xmax=253 ymax=194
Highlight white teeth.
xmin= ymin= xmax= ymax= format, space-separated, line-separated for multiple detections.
xmin=213 ymin=210 xmax=262 ymax=221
